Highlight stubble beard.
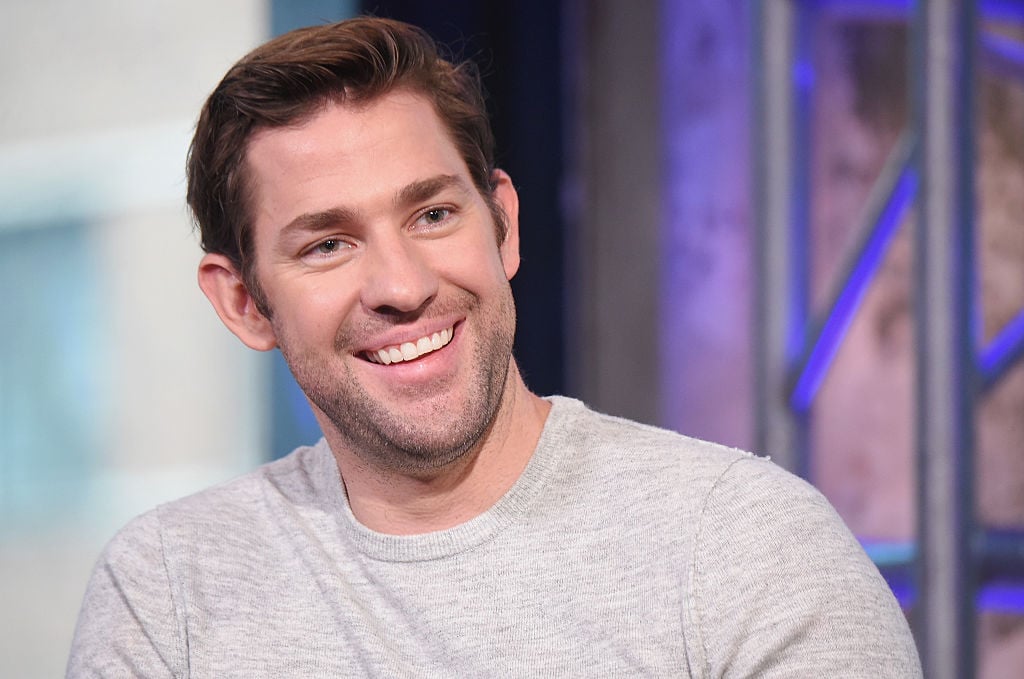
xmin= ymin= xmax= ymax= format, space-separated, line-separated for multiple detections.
xmin=277 ymin=286 xmax=517 ymax=476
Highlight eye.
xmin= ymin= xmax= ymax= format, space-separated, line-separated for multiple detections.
xmin=302 ymin=237 xmax=352 ymax=260
xmin=315 ymin=238 xmax=343 ymax=254
xmin=424 ymin=208 xmax=449 ymax=223
xmin=415 ymin=207 xmax=453 ymax=229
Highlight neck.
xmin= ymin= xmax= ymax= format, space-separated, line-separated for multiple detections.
xmin=326 ymin=365 xmax=551 ymax=535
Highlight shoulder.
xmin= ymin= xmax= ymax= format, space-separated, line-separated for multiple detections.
xmin=545 ymin=398 xmax=920 ymax=675
xmin=537 ymin=397 xmax=806 ymax=568
xmin=681 ymin=452 xmax=921 ymax=676
xmin=100 ymin=440 xmax=334 ymax=569
xmin=545 ymin=396 xmax=778 ymax=509
xmin=69 ymin=441 xmax=337 ymax=675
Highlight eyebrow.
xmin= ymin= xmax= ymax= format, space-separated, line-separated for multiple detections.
xmin=394 ymin=173 xmax=471 ymax=208
xmin=278 ymin=173 xmax=472 ymax=239
xmin=279 ymin=206 xmax=358 ymax=239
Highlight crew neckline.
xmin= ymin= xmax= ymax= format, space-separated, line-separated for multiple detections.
xmin=319 ymin=396 xmax=580 ymax=562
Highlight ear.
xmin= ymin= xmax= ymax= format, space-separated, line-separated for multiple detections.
xmin=197 ymin=253 xmax=277 ymax=351
xmin=491 ymin=169 xmax=521 ymax=281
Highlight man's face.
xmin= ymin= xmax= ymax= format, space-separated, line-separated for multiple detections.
xmin=243 ymin=90 xmax=520 ymax=473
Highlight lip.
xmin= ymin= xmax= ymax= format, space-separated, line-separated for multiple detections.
xmin=353 ymin=321 xmax=463 ymax=391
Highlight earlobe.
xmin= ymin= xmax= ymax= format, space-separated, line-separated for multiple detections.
xmin=197 ymin=254 xmax=277 ymax=351
xmin=491 ymin=169 xmax=521 ymax=280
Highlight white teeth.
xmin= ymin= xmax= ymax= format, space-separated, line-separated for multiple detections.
xmin=400 ymin=342 xmax=417 ymax=361
xmin=364 ymin=326 xmax=455 ymax=364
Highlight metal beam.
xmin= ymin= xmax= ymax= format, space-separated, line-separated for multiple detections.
xmin=753 ymin=0 xmax=808 ymax=474
xmin=913 ymin=1 xmax=978 ymax=677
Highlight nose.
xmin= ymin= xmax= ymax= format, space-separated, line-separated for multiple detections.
xmin=360 ymin=236 xmax=439 ymax=315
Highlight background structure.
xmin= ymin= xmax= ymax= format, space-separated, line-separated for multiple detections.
xmin=1 ymin=1 xmax=1021 ymax=677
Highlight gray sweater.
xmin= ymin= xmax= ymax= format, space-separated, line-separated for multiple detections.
xmin=67 ymin=397 xmax=921 ymax=677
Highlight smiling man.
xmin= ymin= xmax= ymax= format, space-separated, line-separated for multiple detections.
xmin=67 ymin=17 xmax=921 ymax=678
xmin=214 ymin=91 xmax=546 ymax=532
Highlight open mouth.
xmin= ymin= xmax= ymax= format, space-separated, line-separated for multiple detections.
xmin=363 ymin=326 xmax=454 ymax=365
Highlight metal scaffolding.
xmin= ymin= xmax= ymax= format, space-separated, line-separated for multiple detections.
xmin=913 ymin=2 xmax=977 ymax=676
xmin=753 ymin=2 xmax=1024 ymax=677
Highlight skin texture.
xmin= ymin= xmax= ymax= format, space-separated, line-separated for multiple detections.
xmin=198 ymin=90 xmax=550 ymax=534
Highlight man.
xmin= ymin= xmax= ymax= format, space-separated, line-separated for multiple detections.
xmin=68 ymin=17 xmax=921 ymax=677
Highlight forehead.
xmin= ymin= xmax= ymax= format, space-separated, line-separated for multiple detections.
xmin=244 ymin=90 xmax=469 ymax=214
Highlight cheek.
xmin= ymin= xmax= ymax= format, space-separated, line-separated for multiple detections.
xmin=433 ymin=235 xmax=508 ymax=286
xmin=270 ymin=277 xmax=358 ymax=340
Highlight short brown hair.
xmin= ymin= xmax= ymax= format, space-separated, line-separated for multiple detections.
xmin=186 ymin=17 xmax=503 ymax=312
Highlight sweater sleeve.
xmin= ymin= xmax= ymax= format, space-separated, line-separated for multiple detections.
xmin=66 ymin=511 xmax=187 ymax=679
xmin=684 ymin=457 xmax=922 ymax=678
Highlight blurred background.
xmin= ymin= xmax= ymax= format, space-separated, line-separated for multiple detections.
xmin=1 ymin=1 xmax=1021 ymax=677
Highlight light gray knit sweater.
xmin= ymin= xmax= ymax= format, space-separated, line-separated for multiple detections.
xmin=68 ymin=397 xmax=921 ymax=677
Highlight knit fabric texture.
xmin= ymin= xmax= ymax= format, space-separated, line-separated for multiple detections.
xmin=67 ymin=396 xmax=921 ymax=677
